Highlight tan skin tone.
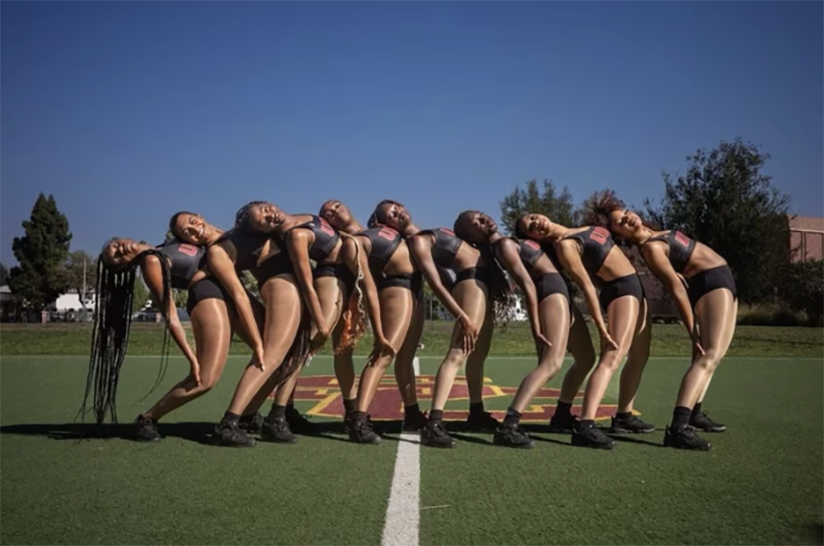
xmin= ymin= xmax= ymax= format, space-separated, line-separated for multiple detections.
xmin=321 ymin=200 xmax=422 ymax=408
xmin=207 ymin=207 xmax=305 ymax=417
xmin=240 ymin=201 xmax=391 ymax=417
xmin=101 ymin=215 xmax=264 ymax=421
xmin=382 ymin=203 xmax=492 ymax=412
xmin=518 ymin=213 xmax=652 ymax=420
xmin=607 ymin=208 xmax=737 ymax=410
xmin=457 ymin=212 xmax=574 ymax=416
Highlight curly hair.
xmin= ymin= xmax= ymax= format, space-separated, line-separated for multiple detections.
xmin=367 ymin=199 xmax=402 ymax=228
xmin=453 ymin=211 xmax=517 ymax=326
xmin=333 ymin=235 xmax=367 ymax=355
xmin=581 ymin=190 xmax=625 ymax=229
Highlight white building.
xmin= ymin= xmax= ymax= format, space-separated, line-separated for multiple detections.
xmin=51 ymin=289 xmax=96 ymax=313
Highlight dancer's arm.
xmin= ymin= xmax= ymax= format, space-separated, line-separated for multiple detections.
xmin=141 ymin=254 xmax=199 ymax=381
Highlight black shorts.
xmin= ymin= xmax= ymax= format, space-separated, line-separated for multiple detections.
xmin=599 ymin=273 xmax=644 ymax=310
xmin=377 ymin=272 xmax=415 ymax=292
xmin=255 ymin=253 xmax=293 ymax=284
xmin=186 ymin=277 xmax=233 ymax=316
xmin=412 ymin=272 xmax=424 ymax=303
xmin=455 ymin=266 xmax=492 ymax=287
xmin=314 ymin=263 xmax=357 ymax=296
xmin=535 ymin=273 xmax=569 ymax=303
xmin=687 ymin=265 xmax=737 ymax=309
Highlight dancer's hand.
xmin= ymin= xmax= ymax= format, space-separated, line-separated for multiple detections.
xmin=599 ymin=328 xmax=619 ymax=351
xmin=458 ymin=314 xmax=478 ymax=354
xmin=690 ymin=329 xmax=705 ymax=357
xmin=188 ymin=356 xmax=202 ymax=386
xmin=367 ymin=337 xmax=396 ymax=365
xmin=253 ymin=345 xmax=266 ymax=371
xmin=533 ymin=326 xmax=552 ymax=351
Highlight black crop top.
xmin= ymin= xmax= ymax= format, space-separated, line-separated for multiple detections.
xmin=645 ymin=230 xmax=696 ymax=274
xmin=288 ymin=215 xmax=340 ymax=263
xmin=156 ymin=240 xmax=206 ymax=290
xmin=561 ymin=226 xmax=615 ymax=275
xmin=420 ymin=228 xmax=463 ymax=270
xmin=357 ymin=226 xmax=402 ymax=271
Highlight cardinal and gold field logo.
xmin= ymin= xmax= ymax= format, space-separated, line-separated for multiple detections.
xmin=285 ymin=374 xmax=618 ymax=422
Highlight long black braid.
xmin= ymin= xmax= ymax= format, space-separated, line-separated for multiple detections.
xmin=453 ymin=211 xmax=516 ymax=326
xmin=80 ymin=247 xmax=173 ymax=431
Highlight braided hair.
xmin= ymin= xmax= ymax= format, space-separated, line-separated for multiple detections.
xmin=80 ymin=244 xmax=173 ymax=430
xmin=453 ymin=211 xmax=516 ymax=326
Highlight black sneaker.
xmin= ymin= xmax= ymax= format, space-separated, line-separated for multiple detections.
xmin=690 ymin=410 xmax=726 ymax=433
xmin=664 ymin=424 xmax=712 ymax=451
xmin=403 ymin=410 xmax=428 ymax=432
xmin=571 ymin=422 xmax=615 ymax=450
xmin=421 ymin=421 xmax=457 ymax=448
xmin=135 ymin=415 xmax=161 ymax=442
xmin=212 ymin=420 xmax=256 ymax=447
xmin=548 ymin=411 xmax=580 ymax=433
xmin=285 ymin=406 xmax=318 ymax=435
xmin=493 ymin=423 xmax=535 ymax=449
xmin=261 ymin=416 xmax=297 ymax=443
xmin=348 ymin=416 xmax=382 ymax=444
xmin=466 ymin=410 xmax=500 ymax=432
xmin=610 ymin=414 xmax=656 ymax=434
xmin=239 ymin=412 xmax=263 ymax=435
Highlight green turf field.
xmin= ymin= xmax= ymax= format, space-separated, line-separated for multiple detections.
xmin=1 ymin=341 xmax=823 ymax=544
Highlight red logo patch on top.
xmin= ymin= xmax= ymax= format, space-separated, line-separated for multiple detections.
xmin=378 ymin=228 xmax=398 ymax=241
xmin=589 ymin=227 xmax=610 ymax=245
xmin=439 ymin=228 xmax=455 ymax=236
xmin=176 ymin=243 xmax=199 ymax=256
xmin=318 ymin=217 xmax=336 ymax=237
xmin=674 ymin=231 xmax=690 ymax=247
xmin=524 ymin=240 xmax=540 ymax=250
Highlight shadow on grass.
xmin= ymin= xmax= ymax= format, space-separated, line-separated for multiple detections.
xmin=806 ymin=523 xmax=824 ymax=545
xmin=0 ymin=422 xmax=218 ymax=446
xmin=607 ymin=433 xmax=666 ymax=448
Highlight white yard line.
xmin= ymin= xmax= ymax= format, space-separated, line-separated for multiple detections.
xmin=381 ymin=433 xmax=421 ymax=546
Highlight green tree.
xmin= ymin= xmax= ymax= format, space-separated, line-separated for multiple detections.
xmin=779 ymin=260 xmax=824 ymax=326
xmin=241 ymin=270 xmax=260 ymax=299
xmin=499 ymin=179 xmax=579 ymax=234
xmin=0 ymin=262 xmax=8 ymax=285
xmin=133 ymin=277 xmax=151 ymax=313
xmin=8 ymin=193 xmax=72 ymax=310
xmin=64 ymin=250 xmax=97 ymax=313
xmin=644 ymin=138 xmax=792 ymax=304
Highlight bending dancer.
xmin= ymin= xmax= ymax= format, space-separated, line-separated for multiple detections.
xmin=320 ymin=200 xmax=428 ymax=435
xmin=239 ymin=200 xmax=392 ymax=441
xmin=455 ymin=210 xmax=600 ymax=448
xmin=518 ymin=212 xmax=654 ymax=450
xmin=84 ymin=213 xmax=259 ymax=442
xmin=369 ymin=200 xmax=512 ymax=448
xmin=205 ymin=202 xmax=312 ymax=447
xmin=584 ymin=190 xmax=735 ymax=450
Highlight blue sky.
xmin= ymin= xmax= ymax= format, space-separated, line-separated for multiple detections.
xmin=2 ymin=1 xmax=822 ymax=264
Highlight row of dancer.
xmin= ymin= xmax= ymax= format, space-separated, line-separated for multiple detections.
xmin=85 ymin=191 xmax=736 ymax=451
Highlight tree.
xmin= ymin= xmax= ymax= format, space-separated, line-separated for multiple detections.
xmin=133 ymin=277 xmax=150 ymax=312
xmin=64 ymin=251 xmax=97 ymax=313
xmin=241 ymin=270 xmax=260 ymax=299
xmin=499 ymin=179 xmax=579 ymax=234
xmin=0 ymin=263 xmax=8 ymax=285
xmin=644 ymin=138 xmax=792 ymax=304
xmin=779 ymin=260 xmax=824 ymax=326
xmin=7 ymin=193 xmax=72 ymax=310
